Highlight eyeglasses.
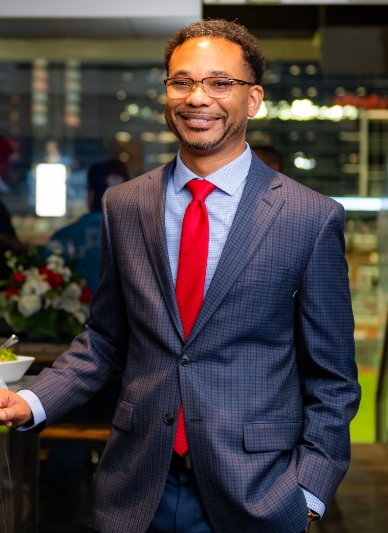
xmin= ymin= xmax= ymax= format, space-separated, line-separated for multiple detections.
xmin=164 ymin=77 xmax=254 ymax=100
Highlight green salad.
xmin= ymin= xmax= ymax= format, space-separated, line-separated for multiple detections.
xmin=0 ymin=348 xmax=18 ymax=362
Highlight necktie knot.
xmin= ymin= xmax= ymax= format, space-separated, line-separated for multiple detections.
xmin=186 ymin=179 xmax=216 ymax=202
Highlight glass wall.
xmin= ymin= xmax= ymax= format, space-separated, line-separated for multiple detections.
xmin=1 ymin=54 xmax=387 ymax=441
xmin=0 ymin=60 xmax=178 ymax=243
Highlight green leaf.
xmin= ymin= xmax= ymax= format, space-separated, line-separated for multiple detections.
xmin=59 ymin=312 xmax=84 ymax=338
xmin=9 ymin=307 xmax=58 ymax=339
xmin=0 ymin=292 xmax=8 ymax=315
xmin=46 ymin=289 xmax=59 ymax=299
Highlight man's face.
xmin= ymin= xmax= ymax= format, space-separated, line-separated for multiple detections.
xmin=165 ymin=37 xmax=263 ymax=154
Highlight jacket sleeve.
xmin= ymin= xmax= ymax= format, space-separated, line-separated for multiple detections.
xmin=25 ymin=192 xmax=129 ymax=426
xmin=295 ymin=200 xmax=361 ymax=507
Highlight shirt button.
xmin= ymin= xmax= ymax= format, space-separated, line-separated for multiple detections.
xmin=164 ymin=413 xmax=175 ymax=425
xmin=180 ymin=355 xmax=191 ymax=367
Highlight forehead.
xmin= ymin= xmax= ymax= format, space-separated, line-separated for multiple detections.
xmin=169 ymin=37 xmax=249 ymax=79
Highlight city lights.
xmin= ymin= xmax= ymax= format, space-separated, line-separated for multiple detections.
xmin=249 ymin=99 xmax=359 ymax=122
xmin=331 ymin=197 xmax=382 ymax=211
xmin=115 ymin=132 xmax=131 ymax=142
xmin=253 ymin=101 xmax=268 ymax=119
xmin=294 ymin=152 xmax=317 ymax=170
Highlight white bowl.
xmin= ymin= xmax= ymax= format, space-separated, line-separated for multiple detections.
xmin=0 ymin=356 xmax=35 ymax=384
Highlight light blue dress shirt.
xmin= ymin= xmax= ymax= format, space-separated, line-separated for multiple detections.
xmin=166 ymin=147 xmax=250 ymax=295
xmin=18 ymin=144 xmax=324 ymax=517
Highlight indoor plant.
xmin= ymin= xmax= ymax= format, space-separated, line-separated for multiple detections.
xmin=0 ymin=247 xmax=91 ymax=340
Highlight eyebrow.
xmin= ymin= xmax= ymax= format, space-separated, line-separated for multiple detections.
xmin=209 ymin=70 xmax=234 ymax=77
xmin=170 ymin=69 xmax=235 ymax=78
xmin=171 ymin=70 xmax=190 ymax=77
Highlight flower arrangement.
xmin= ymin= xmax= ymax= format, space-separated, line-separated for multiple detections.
xmin=0 ymin=247 xmax=91 ymax=340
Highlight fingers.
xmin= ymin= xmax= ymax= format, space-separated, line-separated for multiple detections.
xmin=0 ymin=407 xmax=18 ymax=426
xmin=0 ymin=389 xmax=12 ymax=409
xmin=0 ymin=391 xmax=32 ymax=427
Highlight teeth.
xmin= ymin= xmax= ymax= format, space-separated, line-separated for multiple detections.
xmin=187 ymin=118 xmax=208 ymax=123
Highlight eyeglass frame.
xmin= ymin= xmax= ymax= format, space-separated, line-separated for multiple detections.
xmin=164 ymin=76 xmax=255 ymax=99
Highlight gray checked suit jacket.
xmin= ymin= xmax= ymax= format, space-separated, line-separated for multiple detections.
xmin=27 ymin=152 xmax=361 ymax=533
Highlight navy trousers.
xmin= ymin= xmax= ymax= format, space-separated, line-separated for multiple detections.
xmin=146 ymin=468 xmax=215 ymax=533
xmin=93 ymin=463 xmax=307 ymax=533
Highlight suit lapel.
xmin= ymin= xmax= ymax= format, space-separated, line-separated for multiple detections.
xmin=137 ymin=160 xmax=185 ymax=341
xmin=186 ymin=155 xmax=285 ymax=347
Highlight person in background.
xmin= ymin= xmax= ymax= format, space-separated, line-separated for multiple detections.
xmin=252 ymin=143 xmax=283 ymax=173
xmin=48 ymin=158 xmax=129 ymax=294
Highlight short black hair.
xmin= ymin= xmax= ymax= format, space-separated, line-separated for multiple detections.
xmin=164 ymin=19 xmax=266 ymax=85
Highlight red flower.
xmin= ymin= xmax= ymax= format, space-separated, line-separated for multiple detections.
xmin=12 ymin=271 xmax=26 ymax=283
xmin=38 ymin=266 xmax=63 ymax=290
xmin=80 ymin=285 xmax=92 ymax=304
xmin=5 ymin=285 xmax=19 ymax=299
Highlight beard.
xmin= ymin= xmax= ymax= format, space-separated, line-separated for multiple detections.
xmin=165 ymin=112 xmax=247 ymax=151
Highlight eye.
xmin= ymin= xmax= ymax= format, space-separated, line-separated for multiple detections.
xmin=211 ymin=80 xmax=231 ymax=88
xmin=171 ymin=80 xmax=191 ymax=88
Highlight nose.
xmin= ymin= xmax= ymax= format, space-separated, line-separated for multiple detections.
xmin=184 ymin=83 xmax=213 ymax=106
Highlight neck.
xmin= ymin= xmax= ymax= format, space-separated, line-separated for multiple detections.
xmin=179 ymin=139 xmax=247 ymax=178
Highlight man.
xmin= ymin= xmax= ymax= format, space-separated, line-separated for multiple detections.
xmin=47 ymin=158 xmax=129 ymax=293
xmin=0 ymin=20 xmax=360 ymax=533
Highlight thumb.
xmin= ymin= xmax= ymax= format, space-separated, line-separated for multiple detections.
xmin=0 ymin=390 xmax=15 ymax=410
xmin=0 ymin=404 xmax=16 ymax=417
xmin=0 ymin=407 xmax=14 ymax=427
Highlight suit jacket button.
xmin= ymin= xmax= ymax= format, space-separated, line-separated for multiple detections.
xmin=164 ymin=413 xmax=174 ymax=425
xmin=181 ymin=355 xmax=190 ymax=367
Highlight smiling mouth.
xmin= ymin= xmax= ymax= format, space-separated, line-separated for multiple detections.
xmin=186 ymin=118 xmax=212 ymax=123
xmin=178 ymin=113 xmax=222 ymax=126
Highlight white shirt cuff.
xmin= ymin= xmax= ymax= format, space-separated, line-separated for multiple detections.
xmin=302 ymin=488 xmax=326 ymax=519
xmin=16 ymin=389 xmax=47 ymax=430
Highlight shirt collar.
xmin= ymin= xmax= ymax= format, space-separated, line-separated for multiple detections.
xmin=174 ymin=143 xmax=252 ymax=196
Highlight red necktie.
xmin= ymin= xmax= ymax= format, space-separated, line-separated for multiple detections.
xmin=174 ymin=179 xmax=216 ymax=456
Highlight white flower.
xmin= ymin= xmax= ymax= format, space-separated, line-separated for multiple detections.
xmin=6 ymin=257 xmax=17 ymax=269
xmin=74 ymin=310 xmax=86 ymax=324
xmin=58 ymin=298 xmax=81 ymax=314
xmin=61 ymin=267 xmax=72 ymax=282
xmin=18 ymin=294 xmax=42 ymax=317
xmin=46 ymin=254 xmax=65 ymax=273
xmin=49 ymin=296 xmax=63 ymax=310
xmin=80 ymin=303 xmax=89 ymax=313
xmin=62 ymin=282 xmax=82 ymax=300
xmin=58 ymin=297 xmax=81 ymax=314
xmin=54 ymin=283 xmax=82 ymax=314
xmin=22 ymin=268 xmax=50 ymax=296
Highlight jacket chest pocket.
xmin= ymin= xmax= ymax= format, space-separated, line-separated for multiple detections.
xmin=236 ymin=265 xmax=289 ymax=284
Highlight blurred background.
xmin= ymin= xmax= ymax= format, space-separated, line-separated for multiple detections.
xmin=0 ymin=1 xmax=388 ymax=532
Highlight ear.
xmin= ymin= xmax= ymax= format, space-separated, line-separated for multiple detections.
xmin=247 ymin=85 xmax=264 ymax=118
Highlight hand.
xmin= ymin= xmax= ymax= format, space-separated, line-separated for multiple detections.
xmin=0 ymin=389 xmax=32 ymax=427
xmin=304 ymin=513 xmax=315 ymax=532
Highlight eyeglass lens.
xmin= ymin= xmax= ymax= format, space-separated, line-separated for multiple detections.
xmin=166 ymin=78 xmax=232 ymax=99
